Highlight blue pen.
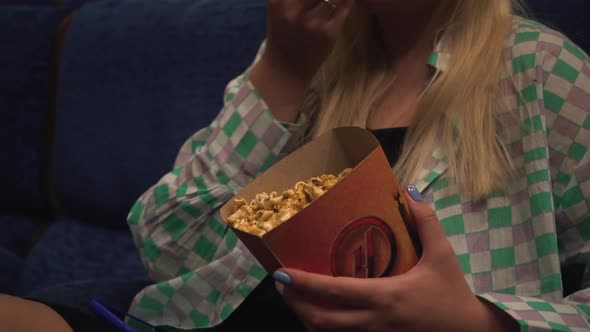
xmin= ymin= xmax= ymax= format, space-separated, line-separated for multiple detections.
xmin=90 ymin=299 xmax=156 ymax=332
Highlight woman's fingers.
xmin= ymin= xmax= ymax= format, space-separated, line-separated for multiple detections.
xmin=404 ymin=186 xmax=454 ymax=263
xmin=307 ymin=0 xmax=338 ymax=19
xmin=282 ymin=286 xmax=375 ymax=331
xmin=326 ymin=0 xmax=354 ymax=29
xmin=275 ymin=269 xmax=386 ymax=308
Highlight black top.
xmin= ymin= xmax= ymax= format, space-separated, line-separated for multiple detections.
xmin=370 ymin=127 xmax=408 ymax=167
xmin=205 ymin=127 xmax=409 ymax=332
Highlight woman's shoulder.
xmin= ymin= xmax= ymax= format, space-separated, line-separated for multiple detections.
xmin=499 ymin=18 xmax=589 ymax=172
xmin=506 ymin=16 xmax=589 ymax=72
xmin=503 ymin=17 xmax=590 ymax=173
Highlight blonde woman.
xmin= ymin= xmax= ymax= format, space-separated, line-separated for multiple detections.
xmin=3 ymin=0 xmax=588 ymax=331
xmin=124 ymin=0 xmax=590 ymax=331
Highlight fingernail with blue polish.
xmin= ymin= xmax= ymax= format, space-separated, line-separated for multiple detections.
xmin=407 ymin=184 xmax=423 ymax=202
xmin=273 ymin=271 xmax=292 ymax=285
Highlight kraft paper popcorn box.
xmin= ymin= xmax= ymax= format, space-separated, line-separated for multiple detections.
xmin=221 ymin=127 xmax=420 ymax=278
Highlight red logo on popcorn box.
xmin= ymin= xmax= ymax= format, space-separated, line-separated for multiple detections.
xmin=330 ymin=217 xmax=396 ymax=278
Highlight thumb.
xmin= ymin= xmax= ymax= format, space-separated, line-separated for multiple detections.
xmin=404 ymin=185 xmax=448 ymax=253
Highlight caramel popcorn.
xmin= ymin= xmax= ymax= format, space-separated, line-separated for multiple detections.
xmin=226 ymin=168 xmax=352 ymax=236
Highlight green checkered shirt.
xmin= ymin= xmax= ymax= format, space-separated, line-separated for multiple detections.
xmin=127 ymin=17 xmax=590 ymax=331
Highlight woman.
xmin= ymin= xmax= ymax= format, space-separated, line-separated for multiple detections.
xmin=2 ymin=0 xmax=588 ymax=331
xmin=125 ymin=0 xmax=590 ymax=331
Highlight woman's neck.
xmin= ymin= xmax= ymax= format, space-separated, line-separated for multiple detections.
xmin=372 ymin=3 xmax=455 ymax=66
xmin=363 ymin=3 xmax=457 ymax=130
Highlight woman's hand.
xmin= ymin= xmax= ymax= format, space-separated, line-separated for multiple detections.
xmin=250 ymin=0 xmax=353 ymax=123
xmin=273 ymin=185 xmax=519 ymax=332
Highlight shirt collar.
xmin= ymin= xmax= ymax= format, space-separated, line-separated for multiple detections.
xmin=416 ymin=33 xmax=452 ymax=192
xmin=426 ymin=32 xmax=452 ymax=72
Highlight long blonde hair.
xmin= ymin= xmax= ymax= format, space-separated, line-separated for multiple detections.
xmin=301 ymin=1 xmax=517 ymax=199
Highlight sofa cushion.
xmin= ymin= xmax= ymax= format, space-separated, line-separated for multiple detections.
xmin=19 ymin=217 xmax=147 ymax=295
xmin=23 ymin=279 xmax=151 ymax=316
xmin=0 ymin=1 xmax=56 ymax=5
xmin=54 ymin=0 xmax=266 ymax=227
xmin=58 ymin=0 xmax=99 ymax=9
xmin=0 ymin=6 xmax=68 ymax=212
xmin=0 ymin=248 xmax=24 ymax=295
xmin=0 ymin=216 xmax=35 ymax=256
xmin=0 ymin=215 xmax=37 ymax=295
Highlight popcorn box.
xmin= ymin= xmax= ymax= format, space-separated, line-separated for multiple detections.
xmin=220 ymin=127 xmax=420 ymax=278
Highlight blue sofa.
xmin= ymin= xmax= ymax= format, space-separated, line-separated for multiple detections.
xmin=1 ymin=0 xmax=267 ymax=311
xmin=1 ymin=0 xmax=589 ymax=319
xmin=0 ymin=2 xmax=67 ymax=294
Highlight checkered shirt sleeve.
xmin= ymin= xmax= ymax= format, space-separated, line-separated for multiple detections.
xmin=126 ymin=43 xmax=308 ymax=328
xmin=480 ymin=24 xmax=590 ymax=331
